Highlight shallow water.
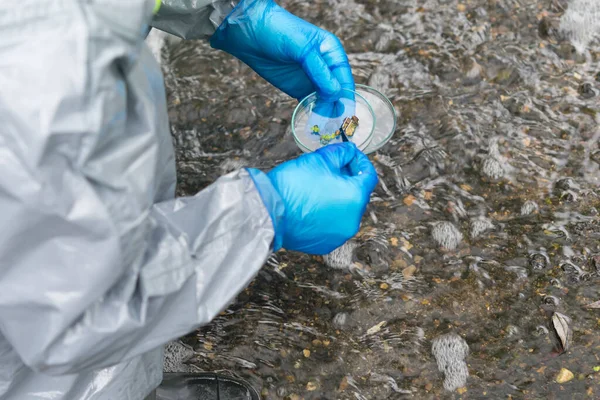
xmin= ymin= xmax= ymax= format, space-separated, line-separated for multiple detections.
xmin=157 ymin=0 xmax=600 ymax=398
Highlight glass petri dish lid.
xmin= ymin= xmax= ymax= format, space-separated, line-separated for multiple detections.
xmin=356 ymin=84 xmax=397 ymax=154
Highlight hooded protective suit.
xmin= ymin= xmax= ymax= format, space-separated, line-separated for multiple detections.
xmin=0 ymin=0 xmax=280 ymax=399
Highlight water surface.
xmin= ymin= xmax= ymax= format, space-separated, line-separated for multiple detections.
xmin=159 ymin=0 xmax=600 ymax=398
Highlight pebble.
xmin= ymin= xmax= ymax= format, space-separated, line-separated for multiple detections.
xmin=323 ymin=242 xmax=356 ymax=269
xmin=555 ymin=177 xmax=579 ymax=192
xmin=403 ymin=265 xmax=417 ymax=279
xmin=431 ymin=333 xmax=469 ymax=391
xmin=529 ymin=252 xmax=549 ymax=270
xmin=579 ymin=82 xmax=596 ymax=98
xmin=556 ymin=368 xmax=574 ymax=383
xmin=367 ymin=321 xmax=387 ymax=335
xmin=470 ymin=217 xmax=494 ymax=238
xmin=520 ymin=200 xmax=539 ymax=216
xmin=482 ymin=157 xmax=505 ymax=180
xmin=432 ymin=221 xmax=463 ymax=250
xmin=332 ymin=312 xmax=349 ymax=329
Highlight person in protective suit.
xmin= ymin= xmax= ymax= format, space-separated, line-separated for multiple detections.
xmin=0 ymin=0 xmax=378 ymax=399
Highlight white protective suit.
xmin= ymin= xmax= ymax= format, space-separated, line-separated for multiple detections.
xmin=0 ymin=0 xmax=282 ymax=399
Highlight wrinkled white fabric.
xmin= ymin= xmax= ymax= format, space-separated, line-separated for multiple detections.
xmin=0 ymin=0 xmax=277 ymax=398
xmin=151 ymin=0 xmax=239 ymax=39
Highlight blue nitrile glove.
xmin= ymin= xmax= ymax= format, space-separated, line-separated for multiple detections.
xmin=210 ymin=0 xmax=355 ymax=101
xmin=305 ymin=89 xmax=356 ymax=142
xmin=248 ymin=143 xmax=378 ymax=255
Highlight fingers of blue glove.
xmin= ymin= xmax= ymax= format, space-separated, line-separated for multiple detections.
xmin=305 ymin=98 xmax=348 ymax=138
xmin=315 ymin=142 xmax=358 ymax=171
xmin=314 ymin=87 xmax=355 ymax=124
xmin=348 ymin=150 xmax=379 ymax=194
xmin=301 ymin=48 xmax=341 ymax=100
xmin=312 ymin=97 xmax=348 ymax=119
xmin=320 ymin=34 xmax=355 ymax=92
xmin=331 ymin=63 xmax=355 ymax=93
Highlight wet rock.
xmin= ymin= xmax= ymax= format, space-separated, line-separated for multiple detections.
xmin=520 ymin=200 xmax=539 ymax=216
xmin=276 ymin=386 xmax=287 ymax=397
xmin=538 ymin=17 xmax=559 ymax=40
xmin=461 ymin=57 xmax=484 ymax=85
xmin=565 ymin=249 xmax=584 ymax=264
xmin=543 ymin=295 xmax=560 ymax=306
xmin=542 ymin=223 xmax=570 ymax=240
xmin=505 ymin=325 xmax=519 ymax=337
xmin=579 ymin=83 xmax=597 ymax=99
xmin=589 ymin=254 xmax=600 ymax=273
xmin=555 ymin=177 xmax=580 ymax=192
xmin=561 ymin=260 xmax=589 ymax=282
xmin=402 ymin=265 xmax=417 ymax=279
xmin=470 ymin=217 xmax=494 ymax=239
xmin=473 ymin=6 xmax=487 ymax=18
xmin=556 ymin=368 xmax=574 ymax=384
xmin=356 ymin=236 xmax=391 ymax=273
xmin=534 ymin=325 xmax=549 ymax=336
xmin=432 ymin=221 xmax=463 ymax=250
xmin=431 ymin=333 xmax=469 ymax=392
xmin=481 ymin=157 xmax=505 ymax=180
xmin=323 ymin=242 xmax=356 ymax=270
xmin=163 ymin=341 xmax=195 ymax=373
xmin=550 ymin=278 xmax=563 ymax=288
xmin=560 ymin=190 xmax=578 ymax=202
xmin=553 ymin=42 xmax=586 ymax=63
xmin=491 ymin=67 xmax=521 ymax=86
xmin=333 ymin=312 xmax=349 ymax=329
xmin=226 ymin=107 xmax=256 ymax=125
xmin=258 ymin=270 xmax=273 ymax=282
xmin=529 ymin=251 xmax=550 ymax=270
xmin=315 ymin=307 xmax=332 ymax=320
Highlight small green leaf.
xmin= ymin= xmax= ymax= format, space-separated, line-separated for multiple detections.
xmin=593 ymin=366 xmax=600 ymax=372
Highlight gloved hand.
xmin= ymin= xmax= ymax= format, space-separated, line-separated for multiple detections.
xmin=259 ymin=143 xmax=378 ymax=255
xmin=210 ymin=0 xmax=354 ymax=101
xmin=305 ymin=89 xmax=356 ymax=141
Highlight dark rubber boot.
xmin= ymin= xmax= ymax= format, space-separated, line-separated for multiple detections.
xmin=154 ymin=373 xmax=260 ymax=400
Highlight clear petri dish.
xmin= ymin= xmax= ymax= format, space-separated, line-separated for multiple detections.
xmin=291 ymin=85 xmax=396 ymax=154
xmin=292 ymin=89 xmax=375 ymax=153
xmin=357 ymin=84 xmax=397 ymax=154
